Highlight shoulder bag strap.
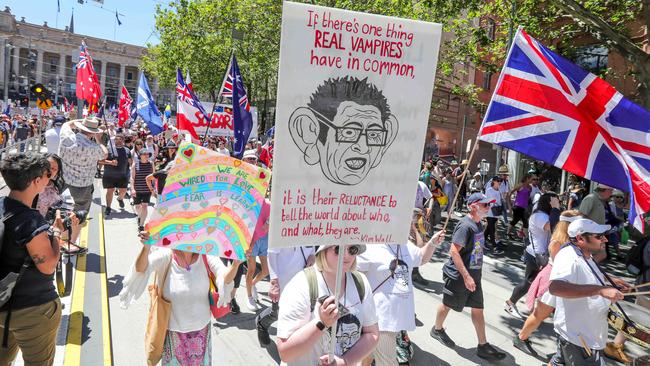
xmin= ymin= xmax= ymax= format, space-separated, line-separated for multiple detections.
xmin=350 ymin=271 xmax=365 ymax=301
xmin=159 ymin=256 xmax=173 ymax=297
xmin=299 ymin=247 xmax=308 ymax=267
xmin=573 ymin=244 xmax=634 ymax=324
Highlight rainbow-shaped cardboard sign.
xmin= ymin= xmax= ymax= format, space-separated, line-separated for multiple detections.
xmin=144 ymin=142 xmax=271 ymax=260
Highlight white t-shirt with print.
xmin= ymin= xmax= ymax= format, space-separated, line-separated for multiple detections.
xmin=277 ymin=270 xmax=378 ymax=366
xmin=356 ymin=243 xmax=423 ymax=332
xmin=550 ymin=245 xmax=610 ymax=349
xmin=485 ymin=186 xmax=502 ymax=218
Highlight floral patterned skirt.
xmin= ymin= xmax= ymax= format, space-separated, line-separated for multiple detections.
xmin=162 ymin=324 xmax=211 ymax=366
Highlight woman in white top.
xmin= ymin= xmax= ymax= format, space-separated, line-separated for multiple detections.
xmin=256 ymin=245 xmax=316 ymax=346
xmin=514 ymin=210 xmax=581 ymax=355
xmin=356 ymin=214 xmax=444 ymax=366
xmin=484 ymin=176 xmax=503 ymax=252
xmin=505 ymin=193 xmax=559 ymax=317
xmin=119 ymin=232 xmax=242 ymax=366
xmin=276 ymin=244 xmax=379 ymax=366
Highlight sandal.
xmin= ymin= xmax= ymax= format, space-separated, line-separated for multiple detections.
xmin=61 ymin=242 xmax=88 ymax=255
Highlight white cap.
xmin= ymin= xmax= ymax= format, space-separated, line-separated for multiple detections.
xmin=567 ymin=218 xmax=611 ymax=237
xmin=243 ymin=149 xmax=258 ymax=160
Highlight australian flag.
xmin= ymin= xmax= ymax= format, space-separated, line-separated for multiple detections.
xmin=231 ymin=55 xmax=253 ymax=159
xmin=479 ymin=28 xmax=650 ymax=230
xmin=136 ymin=72 xmax=163 ymax=135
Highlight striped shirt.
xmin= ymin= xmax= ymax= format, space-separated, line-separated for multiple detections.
xmin=133 ymin=161 xmax=153 ymax=193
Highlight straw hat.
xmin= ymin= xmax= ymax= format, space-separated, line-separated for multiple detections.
xmin=72 ymin=116 xmax=102 ymax=134
xmin=497 ymin=165 xmax=510 ymax=174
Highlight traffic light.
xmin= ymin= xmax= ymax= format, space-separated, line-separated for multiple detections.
xmin=30 ymin=84 xmax=53 ymax=110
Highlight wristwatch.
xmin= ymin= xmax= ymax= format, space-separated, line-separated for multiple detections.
xmin=315 ymin=320 xmax=326 ymax=331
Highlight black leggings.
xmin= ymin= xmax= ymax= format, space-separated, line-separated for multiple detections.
xmin=485 ymin=217 xmax=498 ymax=246
xmin=509 ymin=252 xmax=540 ymax=304
xmin=510 ymin=206 xmax=529 ymax=229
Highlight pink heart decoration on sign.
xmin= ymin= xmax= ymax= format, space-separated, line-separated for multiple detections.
xmin=195 ymin=245 xmax=203 ymax=252
xmin=176 ymin=233 xmax=184 ymax=240
xmin=219 ymin=197 xmax=228 ymax=205
xmin=191 ymin=232 xmax=198 ymax=239
xmin=224 ymin=250 xmax=233 ymax=258
xmin=205 ymin=244 xmax=214 ymax=253
xmin=225 ymin=225 xmax=231 ymax=231
xmin=162 ymin=238 xmax=171 ymax=246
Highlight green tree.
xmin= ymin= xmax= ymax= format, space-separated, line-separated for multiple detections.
xmin=143 ymin=0 xmax=649 ymax=112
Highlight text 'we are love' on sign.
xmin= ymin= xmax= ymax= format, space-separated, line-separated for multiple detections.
xmin=145 ymin=142 xmax=271 ymax=260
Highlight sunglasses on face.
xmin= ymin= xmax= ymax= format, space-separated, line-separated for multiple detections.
xmin=585 ymin=233 xmax=606 ymax=240
xmin=333 ymin=246 xmax=361 ymax=256
xmin=475 ymin=202 xmax=490 ymax=208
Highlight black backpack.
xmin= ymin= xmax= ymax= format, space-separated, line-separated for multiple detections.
xmin=626 ymin=236 xmax=649 ymax=276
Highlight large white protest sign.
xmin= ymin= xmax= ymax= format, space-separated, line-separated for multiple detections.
xmin=269 ymin=2 xmax=442 ymax=247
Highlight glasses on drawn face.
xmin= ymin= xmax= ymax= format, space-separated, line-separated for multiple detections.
xmin=333 ymin=246 xmax=361 ymax=256
xmin=309 ymin=108 xmax=388 ymax=147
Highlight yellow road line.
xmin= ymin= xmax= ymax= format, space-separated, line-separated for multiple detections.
xmin=98 ymin=211 xmax=113 ymax=365
xmin=63 ymin=222 xmax=88 ymax=366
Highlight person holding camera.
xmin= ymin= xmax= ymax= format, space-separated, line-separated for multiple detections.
xmin=0 ymin=153 xmax=79 ymax=366
xmin=58 ymin=117 xmax=109 ymax=214
xmin=276 ymin=244 xmax=379 ymax=366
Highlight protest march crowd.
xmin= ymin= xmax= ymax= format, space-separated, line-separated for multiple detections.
xmin=0 ymin=108 xmax=647 ymax=366
xmin=2 ymin=3 xmax=650 ymax=366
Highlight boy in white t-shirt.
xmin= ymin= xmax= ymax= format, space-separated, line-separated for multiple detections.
xmin=548 ymin=218 xmax=630 ymax=366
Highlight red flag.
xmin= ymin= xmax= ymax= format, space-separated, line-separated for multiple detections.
xmin=75 ymin=41 xmax=102 ymax=108
xmin=118 ymin=86 xmax=133 ymax=127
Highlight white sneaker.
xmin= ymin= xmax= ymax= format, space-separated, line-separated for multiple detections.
xmin=251 ymin=285 xmax=258 ymax=301
xmin=246 ymin=296 xmax=259 ymax=311
xmin=504 ymin=301 xmax=524 ymax=319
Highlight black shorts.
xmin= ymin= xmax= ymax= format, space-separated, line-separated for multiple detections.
xmin=102 ymin=175 xmax=128 ymax=189
xmin=133 ymin=193 xmax=151 ymax=205
xmin=442 ymin=273 xmax=484 ymax=312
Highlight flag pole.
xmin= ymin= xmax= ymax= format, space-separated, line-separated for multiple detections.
xmin=203 ymin=51 xmax=234 ymax=142
xmin=328 ymin=243 xmax=345 ymax=363
xmin=441 ymin=26 xmax=524 ymax=232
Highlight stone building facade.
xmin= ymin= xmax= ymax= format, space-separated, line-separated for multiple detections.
xmin=0 ymin=7 xmax=153 ymax=108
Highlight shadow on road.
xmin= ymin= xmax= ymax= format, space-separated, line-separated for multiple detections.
xmin=107 ymin=274 xmax=124 ymax=298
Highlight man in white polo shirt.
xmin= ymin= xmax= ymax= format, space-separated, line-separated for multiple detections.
xmin=548 ymin=218 xmax=630 ymax=366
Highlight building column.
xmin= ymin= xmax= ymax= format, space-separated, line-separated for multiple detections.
xmin=118 ymin=64 xmax=125 ymax=88
xmin=35 ymin=50 xmax=43 ymax=83
xmin=12 ymin=46 xmax=19 ymax=90
xmin=0 ymin=40 xmax=5 ymax=96
xmin=100 ymin=60 xmax=107 ymax=92
xmin=58 ymin=53 xmax=66 ymax=94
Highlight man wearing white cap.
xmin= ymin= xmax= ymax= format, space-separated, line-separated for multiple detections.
xmin=548 ymin=218 xmax=630 ymax=366
xmin=578 ymin=183 xmax=613 ymax=225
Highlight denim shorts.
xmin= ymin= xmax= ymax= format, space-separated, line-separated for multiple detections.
xmin=251 ymin=235 xmax=268 ymax=257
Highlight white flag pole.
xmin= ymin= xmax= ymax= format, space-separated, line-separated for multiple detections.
xmin=328 ymin=243 xmax=345 ymax=363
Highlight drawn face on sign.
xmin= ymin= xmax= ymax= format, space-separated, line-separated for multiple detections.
xmin=288 ymin=77 xmax=399 ymax=185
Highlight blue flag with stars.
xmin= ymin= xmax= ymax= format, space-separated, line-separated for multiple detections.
xmin=231 ymin=55 xmax=253 ymax=159
xmin=136 ymin=72 xmax=163 ymax=135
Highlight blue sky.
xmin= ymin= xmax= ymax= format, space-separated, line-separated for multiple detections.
xmin=4 ymin=0 xmax=167 ymax=46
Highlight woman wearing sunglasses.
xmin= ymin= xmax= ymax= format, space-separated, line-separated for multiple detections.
xmin=356 ymin=211 xmax=444 ymax=366
xmin=276 ymin=244 xmax=379 ymax=366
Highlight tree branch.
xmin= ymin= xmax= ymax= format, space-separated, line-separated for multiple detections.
xmin=551 ymin=0 xmax=646 ymax=64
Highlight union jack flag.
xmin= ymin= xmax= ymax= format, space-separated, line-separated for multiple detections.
xmin=176 ymin=69 xmax=210 ymax=121
xmin=219 ymin=55 xmax=250 ymax=112
xmin=479 ymin=28 xmax=650 ymax=230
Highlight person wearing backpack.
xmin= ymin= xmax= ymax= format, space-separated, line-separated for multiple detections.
xmin=276 ymin=244 xmax=379 ymax=366
xmin=0 ymin=153 xmax=79 ymax=366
